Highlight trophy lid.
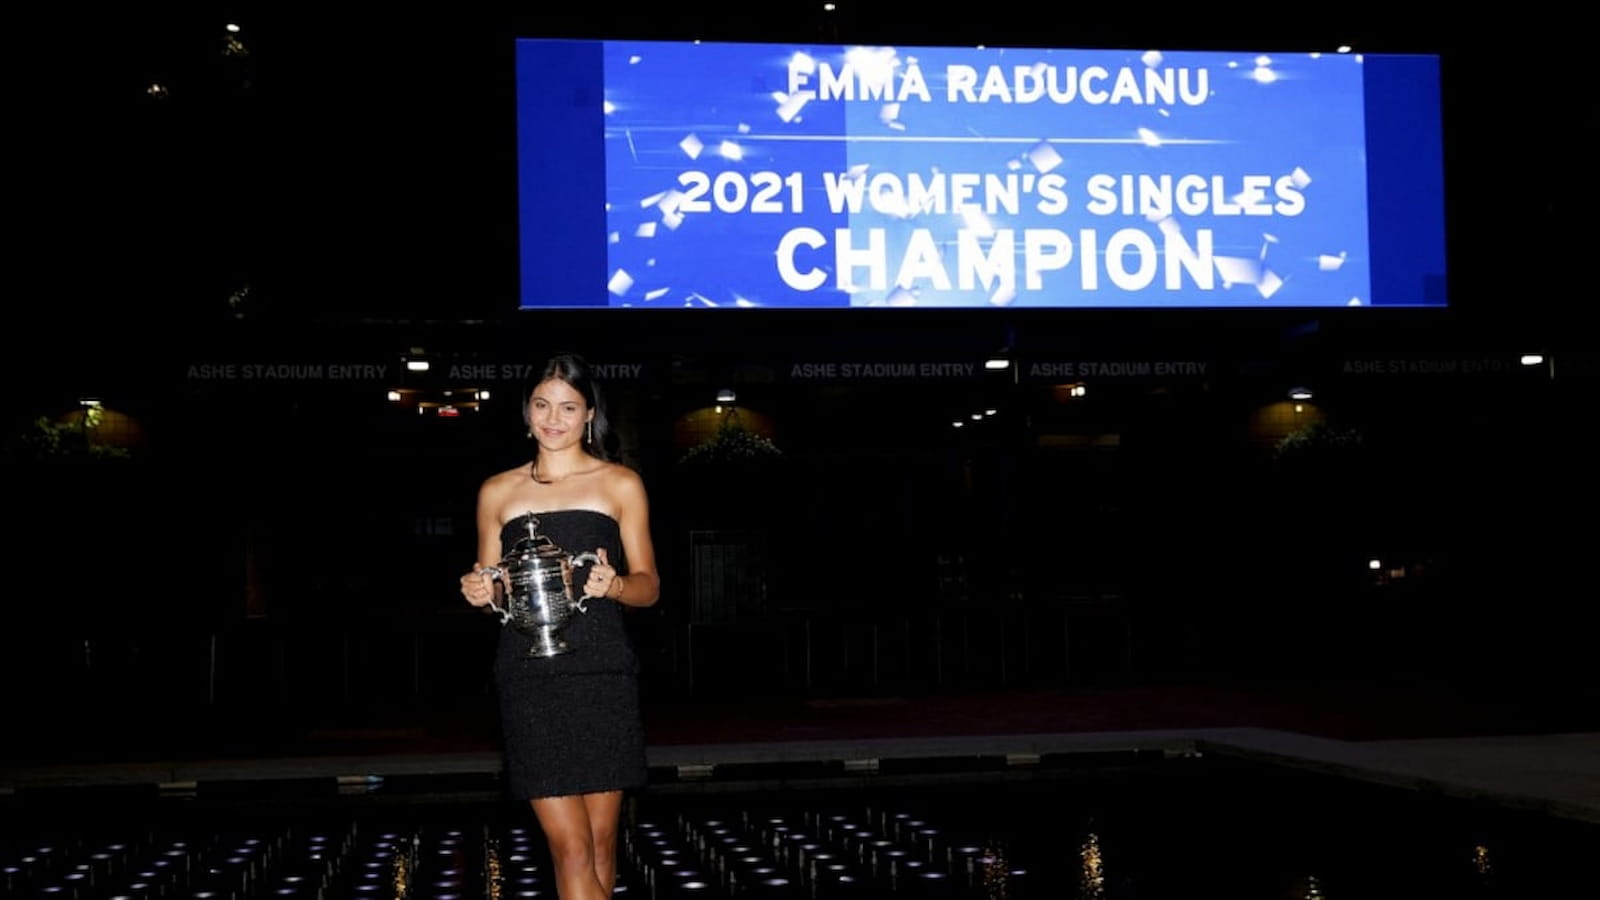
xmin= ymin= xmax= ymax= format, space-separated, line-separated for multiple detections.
xmin=508 ymin=515 xmax=567 ymax=560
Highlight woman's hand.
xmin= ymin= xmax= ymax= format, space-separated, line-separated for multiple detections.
xmin=460 ymin=563 xmax=497 ymax=608
xmin=582 ymin=548 xmax=624 ymax=601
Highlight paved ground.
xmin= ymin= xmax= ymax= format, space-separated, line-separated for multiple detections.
xmin=5 ymin=677 xmax=1598 ymax=825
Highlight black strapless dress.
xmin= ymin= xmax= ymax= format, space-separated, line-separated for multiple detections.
xmin=493 ymin=510 xmax=647 ymax=800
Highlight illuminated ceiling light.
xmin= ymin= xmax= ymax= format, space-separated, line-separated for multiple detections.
xmin=146 ymin=83 xmax=169 ymax=99
xmin=78 ymin=397 xmax=103 ymax=407
xmin=984 ymin=409 xmax=997 ymax=416
xmin=951 ymin=421 xmax=964 ymax=428
xmin=225 ymin=23 xmax=241 ymax=33
xmin=822 ymin=2 xmax=836 ymax=10
xmin=1288 ymin=387 xmax=1313 ymax=400
xmin=1368 ymin=558 xmax=1382 ymax=570
xmin=386 ymin=390 xmax=401 ymax=402
xmin=970 ymin=413 xmax=982 ymax=420
xmin=1520 ymin=354 xmax=1544 ymax=366
xmin=715 ymin=388 xmax=737 ymax=403
xmin=984 ymin=358 xmax=1009 ymax=370
xmin=1336 ymin=45 xmax=1353 ymax=53
xmin=477 ymin=390 xmax=491 ymax=400
xmin=406 ymin=360 xmax=429 ymax=372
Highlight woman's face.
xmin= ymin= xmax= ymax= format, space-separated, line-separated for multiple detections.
xmin=527 ymin=378 xmax=590 ymax=449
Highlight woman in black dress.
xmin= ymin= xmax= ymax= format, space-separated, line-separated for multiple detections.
xmin=459 ymin=352 xmax=660 ymax=900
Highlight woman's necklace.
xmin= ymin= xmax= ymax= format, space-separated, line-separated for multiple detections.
xmin=531 ymin=459 xmax=592 ymax=485
xmin=530 ymin=460 xmax=553 ymax=484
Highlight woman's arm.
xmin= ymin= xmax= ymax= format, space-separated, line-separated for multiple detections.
xmin=476 ymin=476 xmax=506 ymax=569
xmin=607 ymin=466 xmax=660 ymax=608
xmin=460 ymin=474 xmax=509 ymax=609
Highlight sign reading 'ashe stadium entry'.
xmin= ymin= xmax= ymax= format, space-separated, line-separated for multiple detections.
xmin=515 ymin=39 xmax=1446 ymax=310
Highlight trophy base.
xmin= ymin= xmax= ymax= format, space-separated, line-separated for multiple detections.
xmin=523 ymin=628 xmax=572 ymax=658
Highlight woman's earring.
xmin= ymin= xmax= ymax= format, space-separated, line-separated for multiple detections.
xmin=586 ymin=421 xmax=593 ymax=444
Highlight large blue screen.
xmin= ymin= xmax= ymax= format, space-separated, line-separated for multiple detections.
xmin=515 ymin=39 xmax=1446 ymax=309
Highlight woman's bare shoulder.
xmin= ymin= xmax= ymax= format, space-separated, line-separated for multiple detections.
xmin=600 ymin=461 xmax=648 ymax=500
xmin=600 ymin=460 xmax=644 ymax=483
xmin=480 ymin=463 xmax=531 ymax=497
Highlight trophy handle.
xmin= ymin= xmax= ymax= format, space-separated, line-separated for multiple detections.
xmin=478 ymin=565 xmax=512 ymax=624
xmin=570 ymin=552 xmax=602 ymax=612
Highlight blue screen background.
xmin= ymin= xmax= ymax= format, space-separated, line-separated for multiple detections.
xmin=516 ymin=39 xmax=1446 ymax=310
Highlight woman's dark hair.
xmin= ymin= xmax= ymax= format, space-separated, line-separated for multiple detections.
xmin=523 ymin=352 xmax=616 ymax=461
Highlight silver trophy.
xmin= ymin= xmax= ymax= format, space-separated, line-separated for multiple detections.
xmin=481 ymin=516 xmax=601 ymax=658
